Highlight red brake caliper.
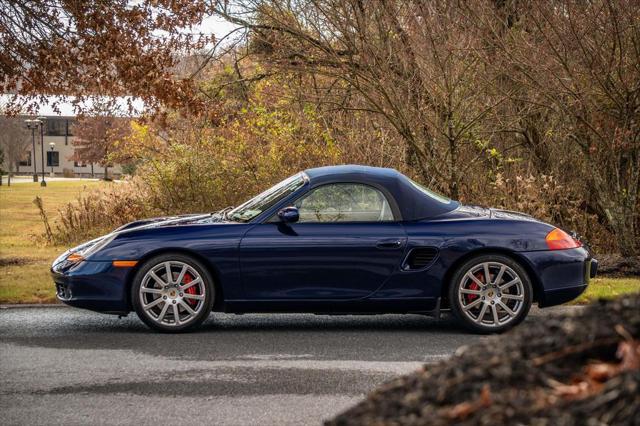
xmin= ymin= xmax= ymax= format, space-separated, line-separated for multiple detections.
xmin=466 ymin=272 xmax=483 ymax=302
xmin=182 ymin=273 xmax=199 ymax=306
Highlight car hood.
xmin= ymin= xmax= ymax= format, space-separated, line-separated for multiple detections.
xmin=57 ymin=214 xmax=237 ymax=265
xmin=113 ymin=214 xmax=230 ymax=234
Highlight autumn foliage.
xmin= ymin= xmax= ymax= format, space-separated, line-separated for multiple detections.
xmin=114 ymin=79 xmax=341 ymax=213
xmin=73 ymin=113 xmax=129 ymax=179
xmin=0 ymin=1 xmax=213 ymax=112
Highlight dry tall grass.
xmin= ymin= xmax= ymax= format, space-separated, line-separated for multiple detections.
xmin=51 ymin=181 xmax=151 ymax=244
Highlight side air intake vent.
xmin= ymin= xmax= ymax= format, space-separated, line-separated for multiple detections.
xmin=404 ymin=247 xmax=439 ymax=270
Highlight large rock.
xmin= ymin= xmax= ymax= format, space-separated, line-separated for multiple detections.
xmin=328 ymin=295 xmax=640 ymax=425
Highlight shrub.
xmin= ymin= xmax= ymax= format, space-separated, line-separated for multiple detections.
xmin=51 ymin=182 xmax=152 ymax=245
xmin=482 ymin=173 xmax=616 ymax=253
xmin=128 ymin=86 xmax=341 ymax=214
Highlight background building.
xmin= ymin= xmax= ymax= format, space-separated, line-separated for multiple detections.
xmin=2 ymin=115 xmax=123 ymax=178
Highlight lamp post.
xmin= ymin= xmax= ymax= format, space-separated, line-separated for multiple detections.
xmin=49 ymin=142 xmax=56 ymax=176
xmin=24 ymin=119 xmax=40 ymax=182
xmin=37 ymin=116 xmax=47 ymax=187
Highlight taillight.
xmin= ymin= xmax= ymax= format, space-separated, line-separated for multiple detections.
xmin=545 ymin=228 xmax=583 ymax=250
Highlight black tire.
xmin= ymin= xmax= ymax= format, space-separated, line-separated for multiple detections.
xmin=131 ymin=253 xmax=215 ymax=333
xmin=448 ymin=254 xmax=533 ymax=334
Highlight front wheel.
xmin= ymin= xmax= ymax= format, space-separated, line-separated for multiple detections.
xmin=449 ymin=254 xmax=532 ymax=334
xmin=132 ymin=254 xmax=215 ymax=332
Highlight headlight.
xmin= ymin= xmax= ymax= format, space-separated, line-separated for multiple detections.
xmin=67 ymin=234 xmax=117 ymax=262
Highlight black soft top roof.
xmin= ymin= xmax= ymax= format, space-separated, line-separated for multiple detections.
xmin=304 ymin=165 xmax=459 ymax=220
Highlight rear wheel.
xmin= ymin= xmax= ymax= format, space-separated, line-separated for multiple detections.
xmin=449 ymin=254 xmax=532 ymax=334
xmin=132 ymin=254 xmax=214 ymax=332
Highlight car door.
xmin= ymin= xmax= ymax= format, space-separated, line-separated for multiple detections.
xmin=239 ymin=183 xmax=407 ymax=300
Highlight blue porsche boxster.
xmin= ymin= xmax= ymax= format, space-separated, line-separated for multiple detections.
xmin=52 ymin=165 xmax=597 ymax=333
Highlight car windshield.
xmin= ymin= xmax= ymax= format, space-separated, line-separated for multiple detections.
xmin=227 ymin=173 xmax=307 ymax=222
xmin=408 ymin=178 xmax=452 ymax=204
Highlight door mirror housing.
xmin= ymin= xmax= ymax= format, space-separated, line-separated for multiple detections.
xmin=277 ymin=206 xmax=299 ymax=223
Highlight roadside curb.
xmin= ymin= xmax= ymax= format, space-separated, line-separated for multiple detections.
xmin=529 ymin=305 xmax=588 ymax=317
xmin=0 ymin=303 xmax=66 ymax=309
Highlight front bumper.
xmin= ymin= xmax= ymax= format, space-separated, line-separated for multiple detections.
xmin=519 ymin=247 xmax=596 ymax=307
xmin=51 ymin=260 xmax=133 ymax=314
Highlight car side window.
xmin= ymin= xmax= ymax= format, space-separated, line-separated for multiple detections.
xmin=295 ymin=183 xmax=394 ymax=222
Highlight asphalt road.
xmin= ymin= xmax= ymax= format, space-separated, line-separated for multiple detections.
xmin=0 ymin=306 xmax=574 ymax=425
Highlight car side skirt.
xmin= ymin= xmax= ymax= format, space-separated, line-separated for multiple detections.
xmin=221 ymin=297 xmax=440 ymax=315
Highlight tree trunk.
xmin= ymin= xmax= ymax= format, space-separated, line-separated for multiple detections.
xmin=447 ymin=107 xmax=459 ymax=200
xmin=602 ymin=199 xmax=638 ymax=257
xmin=592 ymin=159 xmax=639 ymax=256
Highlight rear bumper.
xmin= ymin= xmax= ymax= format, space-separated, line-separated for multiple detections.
xmin=51 ymin=260 xmax=132 ymax=314
xmin=519 ymin=247 xmax=596 ymax=307
xmin=590 ymin=258 xmax=599 ymax=278
xmin=538 ymin=284 xmax=588 ymax=307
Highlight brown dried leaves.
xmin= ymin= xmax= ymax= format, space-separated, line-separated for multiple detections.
xmin=549 ymin=326 xmax=639 ymax=403
xmin=441 ymin=385 xmax=492 ymax=420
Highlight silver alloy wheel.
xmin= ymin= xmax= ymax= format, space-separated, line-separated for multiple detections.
xmin=457 ymin=261 xmax=525 ymax=328
xmin=139 ymin=261 xmax=206 ymax=327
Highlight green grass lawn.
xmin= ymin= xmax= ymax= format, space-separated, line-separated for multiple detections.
xmin=0 ymin=180 xmax=101 ymax=303
xmin=574 ymin=277 xmax=640 ymax=304
xmin=0 ymin=180 xmax=638 ymax=304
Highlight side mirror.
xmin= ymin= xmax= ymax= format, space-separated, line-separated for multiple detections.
xmin=277 ymin=206 xmax=299 ymax=223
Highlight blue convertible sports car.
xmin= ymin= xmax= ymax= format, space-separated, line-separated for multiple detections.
xmin=52 ymin=165 xmax=597 ymax=333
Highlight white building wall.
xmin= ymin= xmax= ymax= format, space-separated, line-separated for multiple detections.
xmin=6 ymin=116 xmax=123 ymax=178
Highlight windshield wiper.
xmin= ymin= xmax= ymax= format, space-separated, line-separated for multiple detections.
xmin=211 ymin=206 xmax=234 ymax=222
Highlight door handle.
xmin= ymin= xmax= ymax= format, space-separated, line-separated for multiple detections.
xmin=376 ymin=239 xmax=403 ymax=249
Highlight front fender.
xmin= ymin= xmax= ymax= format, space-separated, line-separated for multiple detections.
xmin=90 ymin=224 xmax=248 ymax=300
